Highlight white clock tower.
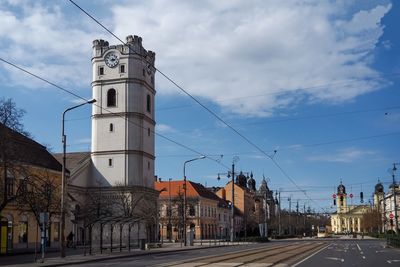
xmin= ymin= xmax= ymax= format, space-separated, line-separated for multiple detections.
xmin=91 ymin=35 xmax=156 ymax=188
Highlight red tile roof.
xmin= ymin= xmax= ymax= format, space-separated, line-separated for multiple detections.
xmin=155 ymin=180 xmax=221 ymax=201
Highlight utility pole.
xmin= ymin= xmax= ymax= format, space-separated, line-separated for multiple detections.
xmin=278 ymin=190 xmax=281 ymax=236
xmin=168 ymin=178 xmax=172 ymax=242
xmin=288 ymin=196 xmax=292 ymax=235
xmin=217 ymin=156 xmax=239 ymax=242
xmin=392 ymin=163 xmax=398 ymax=233
xmin=230 ymin=162 xmax=235 ymax=242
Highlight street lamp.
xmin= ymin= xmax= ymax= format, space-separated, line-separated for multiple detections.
xmin=61 ymin=99 xmax=96 ymax=258
xmin=183 ymin=155 xmax=206 ymax=246
xmin=392 ymin=163 xmax=399 ymax=233
xmin=217 ymin=156 xmax=239 ymax=242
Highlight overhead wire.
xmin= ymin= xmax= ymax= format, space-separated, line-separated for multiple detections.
xmin=68 ymin=0 xmax=397 ymax=209
xmin=0 ymin=57 xmax=229 ymax=171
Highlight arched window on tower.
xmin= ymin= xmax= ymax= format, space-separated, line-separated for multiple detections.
xmin=107 ymin=89 xmax=116 ymax=107
xmin=146 ymin=94 xmax=151 ymax=113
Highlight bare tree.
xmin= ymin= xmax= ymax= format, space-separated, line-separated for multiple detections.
xmin=16 ymin=169 xmax=61 ymax=230
xmin=0 ymin=97 xmax=30 ymax=213
xmin=362 ymin=208 xmax=381 ymax=233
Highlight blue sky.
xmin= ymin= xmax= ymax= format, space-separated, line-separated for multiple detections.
xmin=1 ymin=0 xmax=399 ymax=213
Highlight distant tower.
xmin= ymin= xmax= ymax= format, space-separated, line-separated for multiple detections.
xmin=91 ymin=35 xmax=156 ymax=187
xmin=337 ymin=181 xmax=347 ymax=213
xmin=247 ymin=172 xmax=256 ymax=191
xmin=373 ymin=180 xmax=384 ymax=210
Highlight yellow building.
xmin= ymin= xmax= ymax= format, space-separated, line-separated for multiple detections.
xmin=0 ymin=123 xmax=63 ymax=254
xmin=330 ymin=182 xmax=369 ymax=234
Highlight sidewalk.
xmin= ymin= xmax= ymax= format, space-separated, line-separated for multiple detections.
xmin=0 ymin=241 xmax=233 ymax=267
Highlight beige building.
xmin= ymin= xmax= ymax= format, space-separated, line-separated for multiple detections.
xmin=155 ymin=180 xmax=231 ymax=241
xmin=0 ymin=123 xmax=63 ymax=254
xmin=330 ymin=182 xmax=369 ymax=234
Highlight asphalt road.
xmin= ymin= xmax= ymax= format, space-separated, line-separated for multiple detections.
xmin=295 ymin=240 xmax=400 ymax=267
xmin=2 ymin=239 xmax=399 ymax=267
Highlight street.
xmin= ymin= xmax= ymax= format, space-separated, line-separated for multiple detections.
xmin=27 ymin=239 xmax=398 ymax=267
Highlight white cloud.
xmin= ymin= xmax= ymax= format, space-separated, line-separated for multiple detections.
xmin=307 ymin=147 xmax=378 ymax=163
xmin=112 ymin=0 xmax=392 ymax=117
xmin=0 ymin=0 xmax=393 ymax=117
xmin=156 ymin=123 xmax=175 ymax=133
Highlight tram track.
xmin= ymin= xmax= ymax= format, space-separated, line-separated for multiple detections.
xmin=158 ymin=241 xmax=327 ymax=267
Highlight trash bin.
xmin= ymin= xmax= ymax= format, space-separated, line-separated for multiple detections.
xmin=139 ymin=239 xmax=146 ymax=250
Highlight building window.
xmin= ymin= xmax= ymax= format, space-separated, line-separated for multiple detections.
xmin=6 ymin=172 xmax=14 ymax=197
xmin=148 ymin=161 xmax=150 ymax=170
xmin=99 ymin=66 xmax=104 ymax=75
xmin=19 ymin=221 xmax=28 ymax=244
xmin=107 ymin=89 xmax=116 ymax=107
xmin=151 ymin=76 xmax=154 ymax=84
xmin=146 ymin=95 xmax=151 ymax=113
xmin=120 ymin=64 xmax=125 ymax=73
xmin=148 ymin=127 xmax=150 ymax=137
xmin=143 ymin=69 xmax=145 ymax=77
xmin=53 ymin=222 xmax=60 ymax=242
xmin=109 ymin=123 xmax=114 ymax=132
xmin=108 ymin=158 xmax=113 ymax=167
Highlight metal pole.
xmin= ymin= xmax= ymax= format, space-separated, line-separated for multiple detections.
xmin=183 ymin=156 xmax=205 ymax=246
xmin=61 ymin=99 xmax=96 ymax=258
xmin=231 ymin=163 xmax=235 ymax=242
xmin=393 ymin=163 xmax=398 ymax=233
xmin=278 ymin=190 xmax=281 ymax=236
xmin=168 ymin=178 xmax=172 ymax=242
xmin=183 ymin=165 xmax=187 ymax=246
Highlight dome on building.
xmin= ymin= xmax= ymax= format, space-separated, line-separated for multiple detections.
xmin=389 ymin=183 xmax=399 ymax=190
xmin=259 ymin=177 xmax=267 ymax=191
xmin=337 ymin=182 xmax=346 ymax=194
xmin=236 ymin=171 xmax=247 ymax=188
xmin=375 ymin=181 xmax=384 ymax=193
xmin=247 ymin=172 xmax=256 ymax=191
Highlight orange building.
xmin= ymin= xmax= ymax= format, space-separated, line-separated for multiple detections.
xmin=155 ymin=180 xmax=230 ymax=241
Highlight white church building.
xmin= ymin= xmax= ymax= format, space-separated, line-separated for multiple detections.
xmin=55 ymin=35 xmax=159 ymax=250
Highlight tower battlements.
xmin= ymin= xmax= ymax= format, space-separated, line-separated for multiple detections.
xmin=92 ymin=35 xmax=155 ymax=63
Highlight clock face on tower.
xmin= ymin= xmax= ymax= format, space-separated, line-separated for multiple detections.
xmin=104 ymin=52 xmax=119 ymax=68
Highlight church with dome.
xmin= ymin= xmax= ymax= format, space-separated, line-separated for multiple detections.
xmin=330 ymin=182 xmax=370 ymax=234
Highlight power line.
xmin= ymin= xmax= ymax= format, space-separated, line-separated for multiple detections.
xmin=156 ymin=72 xmax=400 ymax=111
xmin=0 ymin=57 xmax=229 ymax=171
xmin=68 ymin=0 xmax=321 ymax=208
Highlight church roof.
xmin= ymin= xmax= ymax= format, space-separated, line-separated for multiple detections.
xmin=0 ymin=123 xmax=62 ymax=172
xmin=53 ymin=152 xmax=91 ymax=173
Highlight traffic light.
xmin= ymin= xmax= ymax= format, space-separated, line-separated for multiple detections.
xmin=360 ymin=192 xmax=364 ymax=203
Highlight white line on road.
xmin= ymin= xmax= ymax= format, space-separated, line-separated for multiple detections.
xmin=376 ymin=250 xmax=388 ymax=253
xmin=325 ymin=257 xmax=345 ymax=262
xmin=362 ymin=256 xmax=366 ymax=259
xmin=291 ymin=244 xmax=331 ymax=267
xmin=387 ymin=259 xmax=400 ymax=264
xmin=356 ymin=243 xmax=362 ymax=251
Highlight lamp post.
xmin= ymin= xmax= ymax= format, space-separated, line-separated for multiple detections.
xmin=217 ymin=156 xmax=239 ymax=242
xmin=183 ymin=155 xmax=206 ymax=246
xmin=168 ymin=178 xmax=172 ymax=242
xmin=61 ymin=99 xmax=96 ymax=258
xmin=392 ymin=163 xmax=398 ymax=233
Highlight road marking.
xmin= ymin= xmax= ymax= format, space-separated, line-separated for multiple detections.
xmin=291 ymin=244 xmax=330 ymax=267
xmin=325 ymin=257 xmax=344 ymax=262
xmin=356 ymin=243 xmax=362 ymax=251
xmin=376 ymin=250 xmax=388 ymax=253
xmin=387 ymin=259 xmax=400 ymax=264
xmin=362 ymin=256 xmax=366 ymax=259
